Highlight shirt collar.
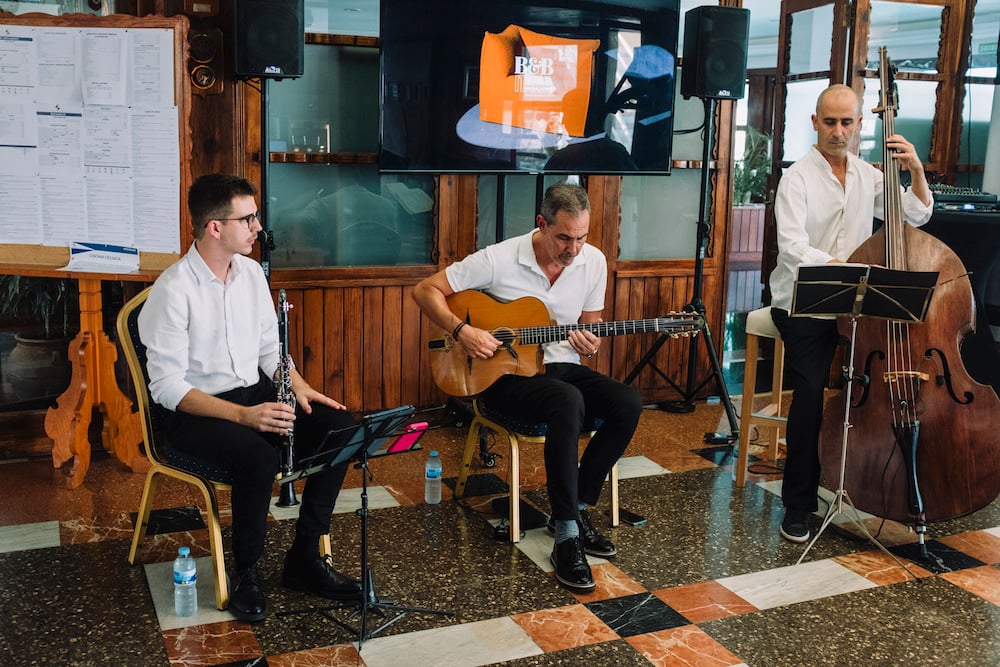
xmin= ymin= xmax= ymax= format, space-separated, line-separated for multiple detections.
xmin=186 ymin=242 xmax=244 ymax=285
xmin=808 ymin=145 xmax=862 ymax=175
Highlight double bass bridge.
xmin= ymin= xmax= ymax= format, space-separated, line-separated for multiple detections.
xmin=882 ymin=370 xmax=930 ymax=384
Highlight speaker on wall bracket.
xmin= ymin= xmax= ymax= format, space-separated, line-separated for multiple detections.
xmin=188 ymin=23 xmax=224 ymax=96
xmin=681 ymin=6 xmax=750 ymax=100
xmin=233 ymin=0 xmax=305 ymax=80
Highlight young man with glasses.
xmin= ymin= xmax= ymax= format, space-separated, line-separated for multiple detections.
xmin=138 ymin=173 xmax=361 ymax=621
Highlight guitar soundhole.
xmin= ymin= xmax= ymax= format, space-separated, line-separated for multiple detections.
xmin=494 ymin=327 xmax=517 ymax=344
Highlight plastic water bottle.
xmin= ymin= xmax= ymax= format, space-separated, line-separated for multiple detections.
xmin=173 ymin=547 xmax=197 ymax=617
xmin=424 ymin=450 xmax=442 ymax=504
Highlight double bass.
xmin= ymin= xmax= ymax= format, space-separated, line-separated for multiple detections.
xmin=817 ymin=49 xmax=1000 ymax=538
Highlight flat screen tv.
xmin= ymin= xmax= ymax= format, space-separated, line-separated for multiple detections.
xmin=380 ymin=0 xmax=680 ymax=175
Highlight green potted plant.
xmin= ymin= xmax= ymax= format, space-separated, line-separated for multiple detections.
xmin=0 ymin=275 xmax=79 ymax=401
xmin=733 ymin=126 xmax=772 ymax=205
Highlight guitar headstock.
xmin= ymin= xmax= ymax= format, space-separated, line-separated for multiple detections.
xmin=658 ymin=312 xmax=703 ymax=338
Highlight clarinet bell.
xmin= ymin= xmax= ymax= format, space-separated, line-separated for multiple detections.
xmin=277 ymin=477 xmax=299 ymax=507
xmin=276 ymin=445 xmax=299 ymax=507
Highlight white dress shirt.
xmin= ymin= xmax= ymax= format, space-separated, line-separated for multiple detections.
xmin=769 ymin=146 xmax=933 ymax=311
xmin=445 ymin=229 xmax=608 ymax=364
xmin=138 ymin=243 xmax=279 ymax=411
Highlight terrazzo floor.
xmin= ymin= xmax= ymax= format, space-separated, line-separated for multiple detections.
xmin=1 ymin=400 xmax=999 ymax=666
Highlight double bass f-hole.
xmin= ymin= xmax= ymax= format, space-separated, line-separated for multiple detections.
xmin=850 ymin=350 xmax=881 ymax=408
xmin=924 ymin=348 xmax=974 ymax=405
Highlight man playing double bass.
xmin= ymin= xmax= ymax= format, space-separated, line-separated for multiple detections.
xmin=412 ymin=181 xmax=642 ymax=593
xmin=768 ymin=84 xmax=933 ymax=543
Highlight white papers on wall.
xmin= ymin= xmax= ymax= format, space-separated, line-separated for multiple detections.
xmin=0 ymin=24 xmax=180 ymax=254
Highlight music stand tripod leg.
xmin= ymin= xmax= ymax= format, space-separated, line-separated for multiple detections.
xmin=334 ymin=442 xmax=454 ymax=646
xmin=794 ymin=318 xmax=917 ymax=579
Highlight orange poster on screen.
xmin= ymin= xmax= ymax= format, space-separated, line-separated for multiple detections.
xmin=479 ymin=25 xmax=600 ymax=137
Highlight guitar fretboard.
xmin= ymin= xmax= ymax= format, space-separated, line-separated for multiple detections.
xmin=500 ymin=317 xmax=700 ymax=345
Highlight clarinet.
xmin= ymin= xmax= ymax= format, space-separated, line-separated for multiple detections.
xmin=275 ymin=289 xmax=299 ymax=507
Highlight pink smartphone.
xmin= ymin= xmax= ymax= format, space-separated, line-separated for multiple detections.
xmin=387 ymin=422 xmax=428 ymax=453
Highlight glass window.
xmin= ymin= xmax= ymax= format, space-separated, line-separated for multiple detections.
xmin=267 ymin=43 xmax=378 ymax=154
xmin=782 ymin=79 xmax=828 ymax=162
xmin=867 ymin=2 xmax=944 ymax=73
xmin=619 ymin=173 xmax=700 ymax=260
xmin=967 ymin=0 xmax=1000 ymax=78
xmin=264 ymin=39 xmax=434 ymax=269
xmin=957 ymin=83 xmax=995 ymax=189
xmin=859 ymin=79 xmax=936 ymax=165
xmin=786 ymin=4 xmax=834 ymax=76
xmin=476 ymin=175 xmax=578 ymax=248
xmin=304 ymin=1 xmax=379 ymax=37
xmin=266 ymin=164 xmax=434 ymax=268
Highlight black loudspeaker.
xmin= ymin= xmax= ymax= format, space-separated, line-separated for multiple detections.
xmin=233 ymin=0 xmax=304 ymax=79
xmin=681 ymin=6 xmax=750 ymax=100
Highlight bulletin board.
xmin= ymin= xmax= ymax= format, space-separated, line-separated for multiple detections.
xmin=0 ymin=11 xmax=191 ymax=273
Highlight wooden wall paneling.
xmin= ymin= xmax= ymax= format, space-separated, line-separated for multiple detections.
xmin=670 ymin=274 xmax=694 ymax=400
xmin=322 ymin=288 xmax=346 ymax=402
xmin=617 ymin=276 xmax=645 ymax=386
xmin=634 ymin=274 xmax=661 ymax=389
xmin=341 ymin=288 xmax=364 ymax=408
xmin=434 ymin=176 xmax=461 ymax=267
xmin=455 ymin=175 xmax=480 ymax=260
xmin=399 ymin=285 xmax=425 ymax=408
xmin=584 ymin=176 xmax=608 ymax=253
xmin=381 ymin=286 xmax=404 ymax=410
xmin=299 ymin=288 xmax=325 ymax=390
xmin=362 ymin=287 xmax=385 ymax=410
xmin=417 ymin=293 xmax=444 ymax=406
xmin=589 ymin=175 xmax=619 ymax=377
xmin=655 ymin=274 xmax=685 ymax=399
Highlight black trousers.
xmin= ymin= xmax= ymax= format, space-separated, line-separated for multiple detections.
xmin=481 ymin=363 xmax=642 ymax=521
xmin=770 ymin=309 xmax=839 ymax=512
xmin=163 ymin=375 xmax=357 ymax=570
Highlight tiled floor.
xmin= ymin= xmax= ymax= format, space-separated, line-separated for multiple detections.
xmin=1 ymin=401 xmax=999 ymax=666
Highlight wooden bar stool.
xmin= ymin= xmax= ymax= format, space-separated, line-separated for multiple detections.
xmin=454 ymin=399 xmax=619 ymax=543
xmin=735 ymin=306 xmax=786 ymax=486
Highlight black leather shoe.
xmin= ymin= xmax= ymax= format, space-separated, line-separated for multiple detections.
xmin=229 ymin=565 xmax=268 ymax=622
xmin=780 ymin=509 xmax=811 ymax=544
xmin=282 ymin=553 xmax=362 ymax=601
xmin=547 ymin=509 xmax=617 ymax=558
xmin=550 ymin=536 xmax=595 ymax=592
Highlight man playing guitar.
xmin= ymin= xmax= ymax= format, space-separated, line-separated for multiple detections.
xmin=412 ymin=181 xmax=642 ymax=593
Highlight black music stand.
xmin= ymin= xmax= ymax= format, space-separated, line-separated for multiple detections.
xmin=277 ymin=406 xmax=453 ymax=647
xmin=790 ymin=263 xmax=937 ymax=567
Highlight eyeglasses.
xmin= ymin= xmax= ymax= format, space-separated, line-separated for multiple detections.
xmin=217 ymin=212 xmax=262 ymax=228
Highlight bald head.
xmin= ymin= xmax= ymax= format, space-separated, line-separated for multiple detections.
xmin=812 ymin=84 xmax=862 ymax=163
xmin=816 ymin=84 xmax=860 ymax=116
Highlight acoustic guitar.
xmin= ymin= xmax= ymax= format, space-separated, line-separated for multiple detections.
xmin=428 ymin=290 xmax=701 ymax=396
